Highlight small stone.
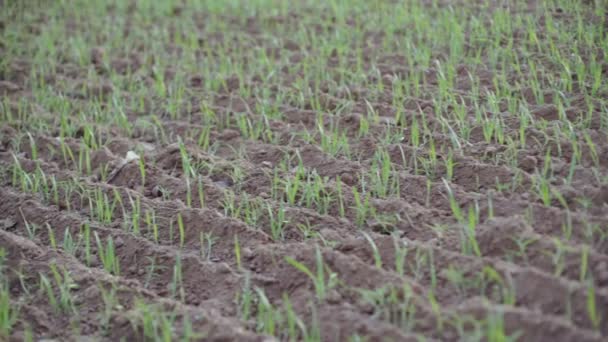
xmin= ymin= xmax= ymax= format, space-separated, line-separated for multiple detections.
xmin=326 ymin=289 xmax=342 ymax=304
xmin=125 ymin=151 xmax=140 ymax=163
xmin=259 ymin=192 xmax=269 ymax=199
xmin=151 ymin=185 xmax=163 ymax=197
xmin=338 ymin=217 xmax=351 ymax=226
xmin=114 ymin=236 xmax=124 ymax=248
xmin=340 ymin=173 xmax=354 ymax=186
xmin=217 ymin=262 xmax=232 ymax=274
xmin=242 ymin=247 xmax=254 ymax=260
xmin=214 ymin=180 xmax=231 ymax=188
xmin=261 ymin=161 xmax=272 ymax=168
xmin=137 ymin=268 xmax=145 ymax=276
xmin=89 ymin=255 xmax=100 ymax=267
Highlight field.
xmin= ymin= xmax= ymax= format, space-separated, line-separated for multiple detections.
xmin=1 ymin=0 xmax=608 ymax=340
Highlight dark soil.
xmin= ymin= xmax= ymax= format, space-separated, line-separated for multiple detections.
xmin=1 ymin=0 xmax=607 ymax=341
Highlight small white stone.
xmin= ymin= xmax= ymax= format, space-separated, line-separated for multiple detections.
xmin=125 ymin=150 xmax=140 ymax=163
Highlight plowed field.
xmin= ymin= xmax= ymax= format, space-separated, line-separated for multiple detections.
xmin=1 ymin=0 xmax=607 ymax=341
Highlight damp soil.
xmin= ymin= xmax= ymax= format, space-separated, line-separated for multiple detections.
xmin=1 ymin=0 xmax=607 ymax=341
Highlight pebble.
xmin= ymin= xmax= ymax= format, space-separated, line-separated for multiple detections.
xmin=338 ymin=217 xmax=351 ymax=226
xmin=114 ymin=236 xmax=124 ymax=248
xmin=326 ymin=289 xmax=342 ymax=304
xmin=340 ymin=173 xmax=354 ymax=186
xmin=242 ymin=247 xmax=254 ymax=259
xmin=125 ymin=150 xmax=140 ymax=163
xmin=214 ymin=180 xmax=231 ymax=188
xmin=89 ymin=255 xmax=100 ymax=267
xmin=217 ymin=262 xmax=232 ymax=274
xmin=151 ymin=185 xmax=163 ymax=197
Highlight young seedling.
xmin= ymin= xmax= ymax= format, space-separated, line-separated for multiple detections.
xmin=177 ymin=213 xmax=185 ymax=248
xmin=170 ymin=254 xmax=185 ymax=302
xmin=586 ymin=278 xmax=601 ymax=331
xmin=199 ymin=232 xmax=217 ymax=261
xmin=99 ymin=282 xmax=119 ymax=333
xmin=0 ymin=283 xmax=19 ymax=340
xmin=443 ymin=179 xmax=481 ymax=257
xmin=145 ymin=209 xmax=160 ymax=244
xmin=267 ymin=203 xmax=288 ymax=241
xmin=361 ymin=231 xmax=382 ymax=269
xmin=234 ymin=234 xmax=242 ymax=270
xmin=49 ymin=263 xmax=77 ymax=315
xmin=94 ymin=233 xmax=120 ymax=276
xmin=285 ymin=245 xmax=337 ymax=301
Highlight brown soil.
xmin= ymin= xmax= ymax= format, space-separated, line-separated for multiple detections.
xmin=1 ymin=1 xmax=607 ymax=341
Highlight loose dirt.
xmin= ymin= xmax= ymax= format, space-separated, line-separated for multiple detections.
xmin=1 ymin=0 xmax=607 ymax=341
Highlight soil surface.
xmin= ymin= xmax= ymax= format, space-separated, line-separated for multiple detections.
xmin=1 ymin=0 xmax=607 ymax=341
